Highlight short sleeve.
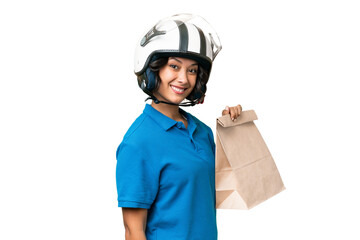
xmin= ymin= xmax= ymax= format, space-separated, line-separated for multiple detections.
xmin=115 ymin=140 xmax=159 ymax=209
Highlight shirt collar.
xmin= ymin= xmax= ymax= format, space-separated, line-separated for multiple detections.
xmin=143 ymin=103 xmax=197 ymax=133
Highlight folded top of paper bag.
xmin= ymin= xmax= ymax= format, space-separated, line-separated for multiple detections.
xmin=217 ymin=110 xmax=258 ymax=128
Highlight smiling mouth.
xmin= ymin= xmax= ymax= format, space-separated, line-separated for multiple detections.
xmin=170 ymin=85 xmax=187 ymax=94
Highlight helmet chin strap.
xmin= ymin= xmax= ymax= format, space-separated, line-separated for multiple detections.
xmin=144 ymin=94 xmax=200 ymax=107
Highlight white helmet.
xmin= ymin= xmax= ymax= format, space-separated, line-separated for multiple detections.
xmin=134 ymin=13 xmax=222 ymax=106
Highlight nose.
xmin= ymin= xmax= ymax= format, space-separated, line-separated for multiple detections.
xmin=177 ymin=68 xmax=189 ymax=84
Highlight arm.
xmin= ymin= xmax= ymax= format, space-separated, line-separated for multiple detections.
xmin=122 ymin=207 xmax=148 ymax=240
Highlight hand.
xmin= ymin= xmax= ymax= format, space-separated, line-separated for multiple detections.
xmin=222 ymin=104 xmax=242 ymax=121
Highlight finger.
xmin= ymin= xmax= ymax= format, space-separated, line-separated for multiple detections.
xmin=237 ymin=104 xmax=242 ymax=116
xmin=234 ymin=107 xmax=239 ymax=120
xmin=230 ymin=107 xmax=235 ymax=120
xmin=238 ymin=104 xmax=242 ymax=115
xmin=233 ymin=107 xmax=239 ymax=120
xmin=222 ymin=106 xmax=230 ymax=116
xmin=230 ymin=107 xmax=236 ymax=120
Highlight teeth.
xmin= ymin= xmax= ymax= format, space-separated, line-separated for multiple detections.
xmin=171 ymin=86 xmax=185 ymax=92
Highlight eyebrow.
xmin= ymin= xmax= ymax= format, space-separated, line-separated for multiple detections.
xmin=169 ymin=57 xmax=198 ymax=66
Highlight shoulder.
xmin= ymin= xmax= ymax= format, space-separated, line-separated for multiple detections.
xmin=120 ymin=111 xmax=161 ymax=146
xmin=122 ymin=113 xmax=147 ymax=141
xmin=116 ymin=113 xmax=151 ymax=158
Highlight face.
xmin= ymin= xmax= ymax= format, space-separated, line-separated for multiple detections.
xmin=153 ymin=57 xmax=198 ymax=104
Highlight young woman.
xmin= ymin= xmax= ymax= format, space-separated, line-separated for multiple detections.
xmin=116 ymin=14 xmax=242 ymax=240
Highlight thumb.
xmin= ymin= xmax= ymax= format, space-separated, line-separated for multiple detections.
xmin=222 ymin=106 xmax=230 ymax=116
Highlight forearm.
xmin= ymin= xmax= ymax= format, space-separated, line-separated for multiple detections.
xmin=125 ymin=229 xmax=146 ymax=240
xmin=121 ymin=204 xmax=148 ymax=240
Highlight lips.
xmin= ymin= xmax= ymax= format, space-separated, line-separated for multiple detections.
xmin=170 ymin=85 xmax=187 ymax=94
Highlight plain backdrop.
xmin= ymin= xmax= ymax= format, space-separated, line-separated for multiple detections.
xmin=1 ymin=0 xmax=359 ymax=239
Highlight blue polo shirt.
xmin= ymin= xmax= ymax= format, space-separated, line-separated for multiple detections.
xmin=116 ymin=103 xmax=217 ymax=240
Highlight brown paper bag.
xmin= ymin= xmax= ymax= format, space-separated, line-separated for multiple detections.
xmin=215 ymin=110 xmax=285 ymax=210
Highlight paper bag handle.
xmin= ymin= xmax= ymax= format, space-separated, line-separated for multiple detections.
xmin=217 ymin=110 xmax=258 ymax=128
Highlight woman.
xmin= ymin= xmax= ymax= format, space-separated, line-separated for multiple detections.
xmin=116 ymin=14 xmax=242 ymax=240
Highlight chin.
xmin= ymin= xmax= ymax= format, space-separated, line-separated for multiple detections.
xmin=169 ymin=98 xmax=186 ymax=104
xmin=156 ymin=91 xmax=190 ymax=104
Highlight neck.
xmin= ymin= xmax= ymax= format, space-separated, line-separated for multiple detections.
xmin=151 ymin=100 xmax=183 ymax=120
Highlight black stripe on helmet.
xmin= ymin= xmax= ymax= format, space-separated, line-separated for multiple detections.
xmin=174 ymin=20 xmax=188 ymax=52
xmin=195 ymin=25 xmax=206 ymax=56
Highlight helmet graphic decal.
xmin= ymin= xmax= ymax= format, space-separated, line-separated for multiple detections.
xmin=195 ymin=25 xmax=207 ymax=56
xmin=140 ymin=25 xmax=166 ymax=47
xmin=174 ymin=20 xmax=189 ymax=52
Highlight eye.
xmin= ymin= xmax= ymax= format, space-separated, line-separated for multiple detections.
xmin=189 ymin=68 xmax=198 ymax=74
xmin=169 ymin=64 xmax=179 ymax=69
